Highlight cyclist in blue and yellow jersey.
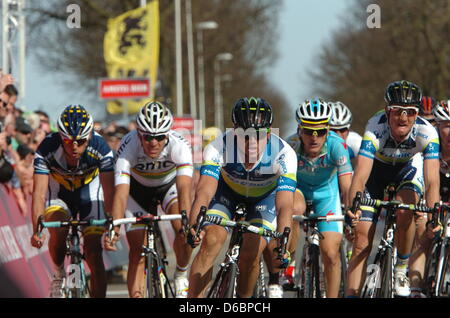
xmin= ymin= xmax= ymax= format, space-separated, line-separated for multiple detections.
xmin=187 ymin=97 xmax=297 ymax=298
xmin=346 ymin=80 xmax=440 ymax=298
xmin=30 ymin=105 xmax=115 ymax=298
xmin=289 ymin=98 xmax=353 ymax=298
xmin=104 ymin=101 xmax=194 ymax=298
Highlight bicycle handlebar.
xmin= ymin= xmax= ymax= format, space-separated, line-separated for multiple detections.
xmin=38 ymin=217 xmax=108 ymax=232
xmin=293 ymin=214 xmax=346 ymax=223
xmin=112 ymin=214 xmax=182 ymax=227
xmin=204 ymin=215 xmax=286 ymax=239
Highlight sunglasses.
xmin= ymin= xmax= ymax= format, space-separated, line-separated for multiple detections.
xmin=331 ymin=127 xmax=349 ymax=133
xmin=235 ymin=128 xmax=271 ymax=140
xmin=300 ymin=126 xmax=329 ymax=137
xmin=388 ymin=106 xmax=418 ymax=117
xmin=62 ymin=137 xmax=88 ymax=146
xmin=0 ymin=99 xmax=7 ymax=108
xmin=140 ymin=132 xmax=167 ymax=142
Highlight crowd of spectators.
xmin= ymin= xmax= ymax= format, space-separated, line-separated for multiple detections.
xmin=0 ymin=71 xmax=132 ymax=216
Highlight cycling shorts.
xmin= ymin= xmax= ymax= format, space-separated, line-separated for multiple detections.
xmin=125 ymin=176 xmax=178 ymax=232
xmin=361 ymin=154 xmax=424 ymax=223
xmin=45 ymin=174 xmax=105 ymax=236
xmin=205 ymin=178 xmax=277 ymax=243
xmin=296 ymin=185 xmax=343 ymax=234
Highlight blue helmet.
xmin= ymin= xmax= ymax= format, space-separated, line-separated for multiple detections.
xmin=57 ymin=105 xmax=94 ymax=140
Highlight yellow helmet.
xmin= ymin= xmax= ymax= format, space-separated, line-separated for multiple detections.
xmin=201 ymin=126 xmax=222 ymax=148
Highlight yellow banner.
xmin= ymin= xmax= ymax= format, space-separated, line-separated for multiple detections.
xmin=103 ymin=1 xmax=159 ymax=115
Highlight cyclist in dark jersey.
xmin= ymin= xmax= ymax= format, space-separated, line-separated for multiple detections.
xmin=31 ymin=105 xmax=115 ymax=298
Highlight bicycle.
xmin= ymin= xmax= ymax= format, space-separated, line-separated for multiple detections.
xmin=37 ymin=215 xmax=108 ymax=298
xmin=190 ymin=205 xmax=290 ymax=298
xmin=109 ymin=211 xmax=189 ymax=298
xmin=424 ymin=197 xmax=450 ymax=298
xmin=350 ymin=189 xmax=437 ymax=298
xmin=292 ymin=201 xmax=346 ymax=298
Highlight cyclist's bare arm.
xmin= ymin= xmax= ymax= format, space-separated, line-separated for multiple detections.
xmin=176 ymin=175 xmax=193 ymax=215
xmin=347 ymin=155 xmax=373 ymax=219
xmin=338 ymin=173 xmax=352 ymax=208
xmin=423 ymin=158 xmax=440 ymax=217
xmin=31 ymin=173 xmax=49 ymax=248
xmin=100 ymin=171 xmax=115 ymax=216
xmin=275 ymin=190 xmax=294 ymax=233
xmin=104 ymin=183 xmax=130 ymax=251
xmin=189 ymin=175 xmax=218 ymax=227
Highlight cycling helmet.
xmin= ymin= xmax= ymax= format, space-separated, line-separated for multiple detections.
xmin=296 ymin=98 xmax=332 ymax=125
xmin=57 ymin=105 xmax=93 ymax=140
xmin=420 ymin=96 xmax=437 ymax=116
xmin=433 ymin=100 xmax=450 ymax=122
xmin=136 ymin=101 xmax=173 ymax=134
xmin=231 ymin=97 xmax=273 ymax=129
xmin=329 ymin=101 xmax=353 ymax=129
xmin=384 ymin=80 xmax=422 ymax=107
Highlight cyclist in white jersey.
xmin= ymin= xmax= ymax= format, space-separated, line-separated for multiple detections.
xmin=104 ymin=102 xmax=194 ymax=298
xmin=346 ymin=80 xmax=440 ymax=297
xmin=329 ymin=101 xmax=362 ymax=168
xmin=187 ymin=97 xmax=297 ymax=298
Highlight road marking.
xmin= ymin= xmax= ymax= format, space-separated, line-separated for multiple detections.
xmin=106 ymin=290 xmax=129 ymax=297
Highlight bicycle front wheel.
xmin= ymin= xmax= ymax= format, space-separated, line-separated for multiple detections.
xmin=207 ymin=263 xmax=237 ymax=298
xmin=377 ymin=248 xmax=393 ymax=298
xmin=146 ymin=253 xmax=159 ymax=298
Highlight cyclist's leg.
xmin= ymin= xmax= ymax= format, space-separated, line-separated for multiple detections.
xmin=79 ymin=179 xmax=108 ymax=298
xmin=124 ymin=195 xmax=148 ymax=298
xmin=188 ymin=224 xmax=228 ymax=297
xmin=315 ymin=190 xmax=343 ymax=298
xmin=237 ymin=233 xmax=267 ymax=298
xmin=345 ymin=215 xmax=377 ymax=296
xmin=161 ymin=183 xmax=192 ymax=273
xmin=243 ymin=190 xmax=278 ymax=298
xmin=409 ymin=213 xmax=430 ymax=297
xmin=44 ymin=201 xmax=71 ymax=269
xmin=188 ymin=187 xmax=233 ymax=298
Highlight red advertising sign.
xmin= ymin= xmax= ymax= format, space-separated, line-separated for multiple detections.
xmin=99 ymin=78 xmax=150 ymax=99
xmin=172 ymin=117 xmax=195 ymax=131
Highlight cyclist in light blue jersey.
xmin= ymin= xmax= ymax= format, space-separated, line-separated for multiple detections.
xmin=289 ymin=98 xmax=353 ymax=298
xmin=187 ymin=97 xmax=297 ymax=298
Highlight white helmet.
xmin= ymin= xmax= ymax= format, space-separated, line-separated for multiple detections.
xmin=329 ymin=101 xmax=353 ymax=129
xmin=433 ymin=100 xmax=450 ymax=122
xmin=136 ymin=101 xmax=173 ymax=134
xmin=296 ymin=98 xmax=332 ymax=125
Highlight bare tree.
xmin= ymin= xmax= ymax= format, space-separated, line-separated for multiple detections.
xmin=310 ymin=0 xmax=450 ymax=133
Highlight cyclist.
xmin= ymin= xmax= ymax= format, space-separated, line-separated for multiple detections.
xmin=104 ymin=101 xmax=194 ymax=298
xmin=346 ymin=80 xmax=440 ymax=297
xmin=288 ymin=98 xmax=353 ymax=298
xmin=420 ymin=96 xmax=437 ymax=127
xmin=30 ymin=105 xmax=115 ymax=298
xmin=329 ymin=101 xmax=362 ymax=168
xmin=187 ymin=97 xmax=297 ymax=298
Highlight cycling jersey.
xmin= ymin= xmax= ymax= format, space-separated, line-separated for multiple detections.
xmin=115 ymin=130 xmax=193 ymax=187
xmin=114 ymin=130 xmax=193 ymax=230
xmin=201 ymin=130 xmax=297 ymax=238
xmin=347 ymin=131 xmax=362 ymax=160
xmin=34 ymin=132 xmax=114 ymax=225
xmin=359 ymin=110 xmax=439 ymax=164
xmin=288 ymin=131 xmax=352 ymax=233
xmin=358 ymin=110 xmax=438 ymax=223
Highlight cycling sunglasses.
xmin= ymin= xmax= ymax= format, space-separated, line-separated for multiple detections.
xmin=300 ymin=126 xmax=329 ymax=137
xmin=236 ymin=127 xmax=271 ymax=140
xmin=139 ymin=132 xmax=167 ymax=142
xmin=0 ymin=98 xmax=7 ymax=108
xmin=387 ymin=106 xmax=418 ymax=117
xmin=62 ymin=137 xmax=88 ymax=146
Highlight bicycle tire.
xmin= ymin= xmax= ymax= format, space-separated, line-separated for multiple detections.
xmin=438 ymin=243 xmax=450 ymax=297
xmin=207 ymin=263 xmax=237 ymax=298
xmin=307 ymin=244 xmax=321 ymax=298
xmin=378 ymin=247 xmax=393 ymax=298
xmin=424 ymin=241 xmax=440 ymax=297
xmin=339 ymin=243 xmax=347 ymax=298
xmin=146 ymin=253 xmax=159 ymax=298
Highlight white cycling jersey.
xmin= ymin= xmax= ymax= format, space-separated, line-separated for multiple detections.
xmin=115 ymin=130 xmax=193 ymax=187
xmin=347 ymin=131 xmax=362 ymax=160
